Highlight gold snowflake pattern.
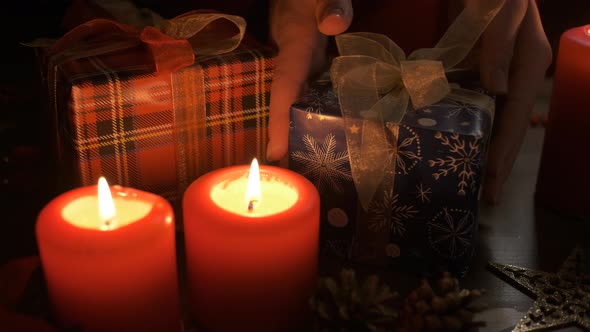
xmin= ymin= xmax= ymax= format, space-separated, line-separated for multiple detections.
xmin=291 ymin=133 xmax=352 ymax=193
xmin=428 ymin=208 xmax=475 ymax=259
xmin=428 ymin=132 xmax=481 ymax=196
xmin=384 ymin=123 xmax=422 ymax=175
xmin=322 ymin=237 xmax=359 ymax=261
xmin=414 ymin=183 xmax=432 ymax=203
xmin=429 ymin=99 xmax=482 ymax=120
xmin=302 ymin=87 xmax=339 ymax=120
xmin=368 ymin=188 xmax=418 ymax=237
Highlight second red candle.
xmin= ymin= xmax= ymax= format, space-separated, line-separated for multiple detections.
xmin=183 ymin=160 xmax=320 ymax=332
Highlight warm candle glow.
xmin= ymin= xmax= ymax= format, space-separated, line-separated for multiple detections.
xmin=62 ymin=181 xmax=152 ymax=231
xmin=246 ymin=158 xmax=261 ymax=212
xmin=183 ymin=163 xmax=320 ymax=332
xmin=98 ymin=177 xmax=116 ymax=230
xmin=586 ymin=26 xmax=590 ymax=37
xmin=37 ymin=183 xmax=181 ymax=331
xmin=209 ymin=164 xmax=299 ymax=218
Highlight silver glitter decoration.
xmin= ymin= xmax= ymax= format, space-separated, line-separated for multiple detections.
xmin=489 ymin=246 xmax=590 ymax=331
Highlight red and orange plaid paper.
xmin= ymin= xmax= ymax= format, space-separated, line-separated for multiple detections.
xmin=38 ymin=13 xmax=274 ymax=201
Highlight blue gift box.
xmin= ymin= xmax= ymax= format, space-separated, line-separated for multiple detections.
xmin=288 ymin=80 xmax=494 ymax=274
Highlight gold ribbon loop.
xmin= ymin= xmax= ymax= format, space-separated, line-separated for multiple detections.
xmin=400 ymin=60 xmax=449 ymax=109
xmin=26 ymin=11 xmax=248 ymax=164
xmin=330 ymin=0 xmax=505 ymax=210
xmin=335 ymin=32 xmax=405 ymax=65
xmin=157 ymin=12 xmax=246 ymax=56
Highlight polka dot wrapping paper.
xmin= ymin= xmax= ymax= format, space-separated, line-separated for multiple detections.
xmin=288 ymin=80 xmax=494 ymax=275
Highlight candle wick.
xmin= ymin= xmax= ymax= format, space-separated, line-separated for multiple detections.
xmin=247 ymin=200 xmax=257 ymax=213
xmin=100 ymin=217 xmax=117 ymax=231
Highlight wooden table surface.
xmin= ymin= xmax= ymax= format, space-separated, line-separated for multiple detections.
xmin=459 ymin=79 xmax=589 ymax=332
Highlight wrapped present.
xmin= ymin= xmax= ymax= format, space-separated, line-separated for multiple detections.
xmin=35 ymin=12 xmax=274 ymax=201
xmin=289 ymin=1 xmax=504 ymax=274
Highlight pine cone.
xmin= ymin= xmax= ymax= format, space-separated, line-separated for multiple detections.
xmin=310 ymin=268 xmax=400 ymax=332
xmin=401 ymin=272 xmax=485 ymax=332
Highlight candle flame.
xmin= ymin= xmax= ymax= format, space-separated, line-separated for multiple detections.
xmin=246 ymin=158 xmax=261 ymax=212
xmin=98 ymin=177 xmax=116 ymax=230
xmin=586 ymin=26 xmax=590 ymax=37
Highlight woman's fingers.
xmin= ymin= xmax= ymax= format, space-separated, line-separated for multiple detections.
xmin=267 ymin=0 xmax=352 ymax=161
xmin=482 ymin=0 xmax=552 ymax=204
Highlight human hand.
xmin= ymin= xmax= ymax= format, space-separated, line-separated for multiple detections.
xmin=266 ymin=0 xmax=353 ymax=162
xmin=478 ymin=0 xmax=552 ymax=204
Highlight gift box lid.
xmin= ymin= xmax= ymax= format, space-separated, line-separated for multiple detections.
xmin=292 ymin=78 xmax=494 ymax=138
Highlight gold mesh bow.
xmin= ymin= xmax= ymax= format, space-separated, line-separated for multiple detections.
xmin=330 ymin=0 xmax=505 ymax=210
xmin=156 ymin=12 xmax=246 ymax=56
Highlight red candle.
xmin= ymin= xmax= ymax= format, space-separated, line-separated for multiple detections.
xmin=36 ymin=178 xmax=181 ymax=332
xmin=536 ymin=25 xmax=590 ymax=217
xmin=183 ymin=159 xmax=320 ymax=332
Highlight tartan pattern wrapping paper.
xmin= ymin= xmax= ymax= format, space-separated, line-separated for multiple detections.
xmin=51 ymin=47 xmax=274 ymax=200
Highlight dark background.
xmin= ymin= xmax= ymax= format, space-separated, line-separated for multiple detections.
xmin=1 ymin=0 xmax=589 ymax=265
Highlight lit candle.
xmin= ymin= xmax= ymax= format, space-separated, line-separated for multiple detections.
xmin=536 ymin=25 xmax=590 ymax=217
xmin=183 ymin=159 xmax=320 ymax=332
xmin=36 ymin=177 xmax=181 ymax=332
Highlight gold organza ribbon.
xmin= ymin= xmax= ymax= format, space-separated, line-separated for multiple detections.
xmin=25 ymin=12 xmax=246 ymax=162
xmin=26 ymin=11 xmax=246 ymax=71
xmin=330 ymin=0 xmax=505 ymax=210
xmin=156 ymin=11 xmax=246 ymax=56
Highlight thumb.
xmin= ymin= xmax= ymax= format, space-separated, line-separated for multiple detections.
xmin=315 ymin=0 xmax=353 ymax=36
xmin=479 ymin=0 xmax=527 ymax=94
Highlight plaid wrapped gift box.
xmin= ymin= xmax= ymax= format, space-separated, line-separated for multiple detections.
xmin=36 ymin=14 xmax=274 ymax=201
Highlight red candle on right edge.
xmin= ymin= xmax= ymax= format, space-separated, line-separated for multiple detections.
xmin=536 ymin=25 xmax=590 ymax=218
